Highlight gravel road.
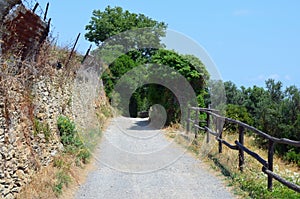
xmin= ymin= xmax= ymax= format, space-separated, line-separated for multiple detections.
xmin=74 ymin=117 xmax=235 ymax=199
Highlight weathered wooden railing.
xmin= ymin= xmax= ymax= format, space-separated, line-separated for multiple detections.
xmin=186 ymin=107 xmax=300 ymax=193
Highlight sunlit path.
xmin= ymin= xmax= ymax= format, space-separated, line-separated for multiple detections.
xmin=74 ymin=117 xmax=235 ymax=199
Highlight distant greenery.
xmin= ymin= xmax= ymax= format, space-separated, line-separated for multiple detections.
xmin=87 ymin=6 xmax=209 ymax=124
xmin=224 ymin=79 xmax=300 ymax=165
xmin=102 ymin=48 xmax=209 ymax=124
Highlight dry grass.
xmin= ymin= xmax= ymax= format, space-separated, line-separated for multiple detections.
xmin=16 ymin=112 xmax=112 ymax=199
xmin=16 ymin=153 xmax=96 ymax=199
xmin=1 ymin=39 xmax=106 ymax=198
xmin=16 ymin=158 xmax=61 ymax=199
xmin=207 ymin=132 xmax=300 ymax=176
xmin=164 ymin=126 xmax=300 ymax=198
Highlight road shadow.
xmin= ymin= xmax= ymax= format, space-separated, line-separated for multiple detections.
xmin=127 ymin=118 xmax=164 ymax=131
xmin=127 ymin=118 xmax=153 ymax=131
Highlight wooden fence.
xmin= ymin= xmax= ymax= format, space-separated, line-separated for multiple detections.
xmin=186 ymin=107 xmax=300 ymax=193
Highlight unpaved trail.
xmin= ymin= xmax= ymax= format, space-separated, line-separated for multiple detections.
xmin=74 ymin=117 xmax=235 ymax=199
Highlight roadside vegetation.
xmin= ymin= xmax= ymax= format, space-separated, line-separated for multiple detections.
xmin=17 ymin=102 xmax=112 ymax=198
xmin=13 ymin=39 xmax=113 ymax=198
xmin=224 ymin=80 xmax=300 ymax=166
xmin=86 ymin=6 xmax=300 ymax=198
xmin=165 ymin=120 xmax=300 ymax=198
xmin=89 ymin=5 xmax=300 ymax=170
xmin=14 ymin=4 xmax=299 ymax=198
xmin=86 ymin=6 xmax=209 ymax=125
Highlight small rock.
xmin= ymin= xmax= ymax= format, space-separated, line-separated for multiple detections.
xmin=50 ymin=150 xmax=57 ymax=156
xmin=11 ymin=186 xmax=20 ymax=193
xmin=0 ymin=146 xmax=7 ymax=156
xmin=0 ymin=129 xmax=4 ymax=136
xmin=15 ymin=170 xmax=25 ymax=180
xmin=37 ymin=134 xmax=45 ymax=140
xmin=4 ymin=193 xmax=14 ymax=199
xmin=58 ymin=143 xmax=64 ymax=151
xmin=37 ymin=113 xmax=46 ymax=119
xmin=0 ymin=179 xmax=5 ymax=184
xmin=8 ymin=134 xmax=16 ymax=145
xmin=0 ymin=135 xmax=4 ymax=142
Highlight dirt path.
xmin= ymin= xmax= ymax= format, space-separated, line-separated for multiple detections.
xmin=74 ymin=117 xmax=235 ymax=199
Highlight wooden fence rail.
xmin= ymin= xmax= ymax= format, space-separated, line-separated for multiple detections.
xmin=186 ymin=107 xmax=300 ymax=193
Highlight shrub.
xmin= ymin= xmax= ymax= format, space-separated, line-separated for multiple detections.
xmin=57 ymin=116 xmax=91 ymax=163
xmin=53 ymin=170 xmax=71 ymax=195
xmin=285 ymin=149 xmax=300 ymax=166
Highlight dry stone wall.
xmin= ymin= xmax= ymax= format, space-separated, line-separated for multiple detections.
xmin=0 ymin=60 xmax=105 ymax=198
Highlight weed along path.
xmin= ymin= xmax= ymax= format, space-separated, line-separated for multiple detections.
xmin=74 ymin=117 xmax=235 ymax=199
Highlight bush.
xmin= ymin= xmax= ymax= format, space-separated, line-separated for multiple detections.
xmin=57 ymin=116 xmax=91 ymax=163
xmin=225 ymin=104 xmax=253 ymax=132
xmin=285 ymin=149 xmax=300 ymax=166
xmin=57 ymin=116 xmax=77 ymax=146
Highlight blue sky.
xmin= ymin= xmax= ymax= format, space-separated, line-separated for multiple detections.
xmin=36 ymin=0 xmax=300 ymax=88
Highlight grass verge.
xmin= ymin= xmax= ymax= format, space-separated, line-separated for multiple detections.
xmin=164 ymin=127 xmax=300 ymax=199
xmin=17 ymin=104 xmax=112 ymax=199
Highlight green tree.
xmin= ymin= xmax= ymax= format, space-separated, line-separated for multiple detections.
xmin=224 ymin=81 xmax=240 ymax=105
xmin=85 ymin=6 xmax=167 ymax=48
xmin=146 ymin=49 xmax=209 ymax=124
xmin=102 ymin=49 xmax=209 ymax=124
xmin=87 ymin=6 xmax=208 ymax=125
xmin=225 ymin=104 xmax=253 ymax=132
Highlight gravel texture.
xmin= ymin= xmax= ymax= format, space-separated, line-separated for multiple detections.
xmin=74 ymin=117 xmax=236 ymax=199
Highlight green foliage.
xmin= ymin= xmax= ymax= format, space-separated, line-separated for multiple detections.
xmin=224 ymin=79 xmax=300 ymax=164
xmin=230 ymin=171 xmax=300 ymax=199
xmin=53 ymin=157 xmax=65 ymax=169
xmin=101 ymin=48 xmax=209 ymax=125
xmin=285 ymin=149 xmax=300 ymax=166
xmin=57 ymin=116 xmax=77 ymax=146
xmin=57 ymin=116 xmax=91 ymax=164
xmin=225 ymin=104 xmax=253 ymax=132
xmin=206 ymin=149 xmax=300 ymax=198
xmin=33 ymin=118 xmax=51 ymax=142
xmin=88 ymin=6 xmax=209 ymax=125
xmin=53 ymin=170 xmax=71 ymax=195
xmin=85 ymin=6 xmax=167 ymax=46
xmin=102 ymin=53 xmax=140 ymax=100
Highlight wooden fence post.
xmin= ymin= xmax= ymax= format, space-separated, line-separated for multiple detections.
xmin=186 ymin=108 xmax=190 ymax=134
xmin=194 ymin=109 xmax=199 ymax=139
xmin=218 ymin=118 xmax=223 ymax=153
xmin=32 ymin=3 xmax=39 ymax=13
xmin=81 ymin=44 xmax=92 ymax=64
xmin=268 ymin=140 xmax=275 ymax=191
xmin=65 ymin=33 xmax=81 ymax=67
xmin=206 ymin=112 xmax=210 ymax=143
xmin=44 ymin=3 xmax=49 ymax=21
xmin=238 ymin=126 xmax=245 ymax=172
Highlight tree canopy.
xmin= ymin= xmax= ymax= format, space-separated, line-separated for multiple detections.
xmin=85 ymin=6 xmax=167 ymax=47
xmin=85 ymin=6 xmax=209 ymax=124
xmin=224 ymin=80 xmax=300 ymax=165
xmin=102 ymin=48 xmax=209 ymax=124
